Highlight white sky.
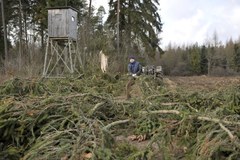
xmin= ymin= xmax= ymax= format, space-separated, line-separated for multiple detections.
xmin=91 ymin=0 xmax=240 ymax=48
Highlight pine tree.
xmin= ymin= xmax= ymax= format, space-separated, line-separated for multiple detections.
xmin=188 ymin=44 xmax=201 ymax=74
xmin=200 ymin=45 xmax=208 ymax=74
xmin=225 ymin=38 xmax=235 ymax=70
xmin=233 ymin=44 xmax=240 ymax=72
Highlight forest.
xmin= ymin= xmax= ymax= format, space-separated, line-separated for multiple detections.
xmin=0 ymin=0 xmax=239 ymax=77
xmin=0 ymin=0 xmax=240 ymax=160
xmin=0 ymin=0 xmax=163 ymax=77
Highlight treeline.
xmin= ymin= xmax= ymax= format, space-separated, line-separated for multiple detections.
xmin=1 ymin=0 xmax=240 ymax=77
xmin=0 ymin=0 xmax=162 ymax=76
xmin=160 ymin=37 xmax=240 ymax=76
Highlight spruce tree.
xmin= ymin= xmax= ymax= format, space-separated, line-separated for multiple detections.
xmin=107 ymin=0 xmax=162 ymax=56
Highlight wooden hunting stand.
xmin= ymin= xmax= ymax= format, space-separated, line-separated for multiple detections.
xmin=43 ymin=7 xmax=82 ymax=77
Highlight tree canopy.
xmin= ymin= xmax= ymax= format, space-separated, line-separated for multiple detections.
xmin=107 ymin=0 xmax=163 ymax=56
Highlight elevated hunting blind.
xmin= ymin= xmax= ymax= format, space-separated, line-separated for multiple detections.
xmin=43 ymin=7 xmax=82 ymax=77
xmin=48 ymin=7 xmax=78 ymax=40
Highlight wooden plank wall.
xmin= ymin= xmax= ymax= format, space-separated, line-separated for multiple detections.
xmin=48 ymin=8 xmax=77 ymax=40
xmin=68 ymin=9 xmax=78 ymax=40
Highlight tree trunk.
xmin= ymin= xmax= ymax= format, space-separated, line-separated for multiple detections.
xmin=19 ymin=0 xmax=23 ymax=69
xmin=41 ymin=24 xmax=44 ymax=51
xmin=88 ymin=0 xmax=92 ymax=17
xmin=1 ymin=0 xmax=8 ymax=62
xmin=117 ymin=0 xmax=120 ymax=55
xmin=24 ymin=11 xmax=30 ymax=63
xmin=208 ymin=58 xmax=211 ymax=76
xmin=126 ymin=0 xmax=132 ymax=52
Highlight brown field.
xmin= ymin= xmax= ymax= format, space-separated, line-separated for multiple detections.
xmin=165 ymin=75 xmax=240 ymax=91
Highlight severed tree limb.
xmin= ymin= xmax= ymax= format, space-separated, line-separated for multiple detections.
xmin=66 ymin=93 xmax=90 ymax=99
xmin=143 ymin=81 xmax=154 ymax=93
xmin=140 ymin=110 xmax=240 ymax=126
xmin=196 ymin=116 xmax=240 ymax=126
xmin=113 ymin=99 xmax=134 ymax=105
xmin=185 ymin=103 xmax=199 ymax=112
xmin=88 ymin=102 xmax=106 ymax=116
xmin=219 ymin=122 xmax=235 ymax=140
xmin=141 ymin=109 xmax=240 ymax=146
xmin=159 ymin=102 xmax=199 ymax=112
xmin=66 ymin=93 xmax=111 ymax=101
xmin=144 ymin=97 xmax=199 ymax=113
xmin=160 ymin=102 xmax=180 ymax=106
xmin=145 ymin=94 xmax=167 ymax=101
xmin=218 ymin=123 xmax=240 ymax=149
xmin=103 ymin=119 xmax=130 ymax=130
xmin=140 ymin=110 xmax=180 ymax=115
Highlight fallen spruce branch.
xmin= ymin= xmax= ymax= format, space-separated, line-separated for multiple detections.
xmin=140 ymin=109 xmax=240 ymax=150
xmin=144 ymin=97 xmax=199 ymax=113
xmin=160 ymin=102 xmax=180 ymax=106
xmin=219 ymin=122 xmax=234 ymax=140
xmin=88 ymin=102 xmax=106 ymax=116
xmin=113 ymin=99 xmax=134 ymax=105
xmin=103 ymin=119 xmax=130 ymax=130
xmin=160 ymin=102 xmax=198 ymax=112
xmin=140 ymin=110 xmax=240 ymax=126
xmin=144 ymin=93 xmax=169 ymax=101
xmin=196 ymin=116 xmax=240 ymax=126
xmin=140 ymin=110 xmax=180 ymax=115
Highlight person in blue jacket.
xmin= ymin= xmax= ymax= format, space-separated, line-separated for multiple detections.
xmin=127 ymin=56 xmax=142 ymax=76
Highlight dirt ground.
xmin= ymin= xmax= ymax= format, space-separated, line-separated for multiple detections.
xmin=164 ymin=75 xmax=240 ymax=91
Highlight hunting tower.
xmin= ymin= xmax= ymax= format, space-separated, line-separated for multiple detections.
xmin=43 ymin=7 xmax=82 ymax=77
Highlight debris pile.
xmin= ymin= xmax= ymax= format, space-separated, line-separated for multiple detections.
xmin=0 ymin=74 xmax=239 ymax=159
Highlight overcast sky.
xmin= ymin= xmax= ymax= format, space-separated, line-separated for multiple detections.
xmin=91 ymin=0 xmax=240 ymax=48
